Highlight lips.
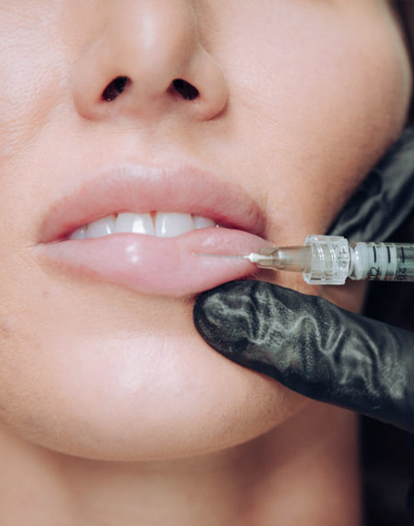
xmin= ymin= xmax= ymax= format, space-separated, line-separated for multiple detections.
xmin=36 ymin=164 xmax=271 ymax=296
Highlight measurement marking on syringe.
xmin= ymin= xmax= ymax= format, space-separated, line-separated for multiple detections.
xmin=373 ymin=246 xmax=377 ymax=263
xmin=387 ymin=246 xmax=391 ymax=264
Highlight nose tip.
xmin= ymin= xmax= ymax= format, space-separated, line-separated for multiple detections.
xmin=72 ymin=0 xmax=228 ymax=122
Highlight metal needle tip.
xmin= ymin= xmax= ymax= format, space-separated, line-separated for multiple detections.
xmin=192 ymin=253 xmax=250 ymax=260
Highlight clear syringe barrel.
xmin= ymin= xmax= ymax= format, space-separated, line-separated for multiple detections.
xmin=348 ymin=241 xmax=414 ymax=282
xmin=252 ymin=236 xmax=414 ymax=284
xmin=304 ymin=236 xmax=414 ymax=284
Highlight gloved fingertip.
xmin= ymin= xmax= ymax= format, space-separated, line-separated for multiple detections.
xmin=193 ymin=280 xmax=254 ymax=355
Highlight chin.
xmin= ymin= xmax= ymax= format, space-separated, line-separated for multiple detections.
xmin=2 ymin=322 xmax=307 ymax=462
xmin=0 ymin=261 xmax=362 ymax=462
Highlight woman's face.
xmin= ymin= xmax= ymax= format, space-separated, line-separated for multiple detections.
xmin=0 ymin=0 xmax=411 ymax=460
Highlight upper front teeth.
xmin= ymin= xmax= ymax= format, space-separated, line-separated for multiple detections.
xmin=69 ymin=212 xmax=217 ymax=240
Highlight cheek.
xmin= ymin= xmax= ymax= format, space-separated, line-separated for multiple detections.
xmin=0 ymin=8 xmax=66 ymax=159
xmin=217 ymin=3 xmax=411 ymax=242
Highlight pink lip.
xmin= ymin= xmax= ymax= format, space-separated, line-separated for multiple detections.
xmin=36 ymin=164 xmax=271 ymax=296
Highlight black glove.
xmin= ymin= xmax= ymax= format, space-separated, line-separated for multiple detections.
xmin=194 ymin=279 xmax=414 ymax=433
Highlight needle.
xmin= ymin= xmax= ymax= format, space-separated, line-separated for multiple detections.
xmin=193 ymin=253 xmax=250 ymax=260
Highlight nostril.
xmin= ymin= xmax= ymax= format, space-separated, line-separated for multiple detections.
xmin=172 ymin=79 xmax=199 ymax=101
xmin=102 ymin=76 xmax=130 ymax=102
xmin=100 ymin=76 xmax=199 ymax=105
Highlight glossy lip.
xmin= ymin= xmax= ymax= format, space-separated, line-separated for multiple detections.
xmin=38 ymin=164 xmax=266 ymax=243
xmin=36 ymin=163 xmax=271 ymax=297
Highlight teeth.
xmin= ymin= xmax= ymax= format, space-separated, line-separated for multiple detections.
xmin=115 ymin=213 xmax=154 ymax=235
xmin=193 ymin=215 xmax=216 ymax=229
xmin=69 ymin=212 xmax=217 ymax=240
xmin=69 ymin=225 xmax=88 ymax=240
xmin=155 ymin=213 xmax=194 ymax=238
xmin=87 ymin=215 xmax=116 ymax=238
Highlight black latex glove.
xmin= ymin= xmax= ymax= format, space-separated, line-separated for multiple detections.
xmin=194 ymin=280 xmax=414 ymax=433
xmin=194 ymin=126 xmax=414 ymax=431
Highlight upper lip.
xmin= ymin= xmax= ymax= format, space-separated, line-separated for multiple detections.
xmin=38 ymin=163 xmax=266 ymax=244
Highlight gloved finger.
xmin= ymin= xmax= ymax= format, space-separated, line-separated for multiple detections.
xmin=327 ymin=126 xmax=414 ymax=242
xmin=194 ymin=280 xmax=414 ymax=433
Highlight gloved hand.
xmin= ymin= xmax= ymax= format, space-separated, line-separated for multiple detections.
xmin=193 ymin=127 xmax=414 ymax=515
xmin=194 ymin=279 xmax=414 ymax=433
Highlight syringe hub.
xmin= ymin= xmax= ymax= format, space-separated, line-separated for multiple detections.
xmin=249 ymin=236 xmax=350 ymax=284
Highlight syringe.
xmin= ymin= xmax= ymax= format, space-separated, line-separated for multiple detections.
xmin=197 ymin=235 xmax=414 ymax=285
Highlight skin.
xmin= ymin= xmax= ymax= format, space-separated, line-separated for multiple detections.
xmin=0 ymin=0 xmax=411 ymax=524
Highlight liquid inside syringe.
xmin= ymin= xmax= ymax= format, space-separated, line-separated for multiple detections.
xmin=197 ymin=235 xmax=414 ymax=285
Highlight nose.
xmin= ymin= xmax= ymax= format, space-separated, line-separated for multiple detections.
xmin=73 ymin=0 xmax=228 ymax=122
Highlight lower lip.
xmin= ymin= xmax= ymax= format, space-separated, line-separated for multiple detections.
xmin=36 ymin=228 xmax=272 ymax=296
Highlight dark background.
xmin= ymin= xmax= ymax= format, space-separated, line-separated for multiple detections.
xmin=362 ymin=216 xmax=414 ymax=526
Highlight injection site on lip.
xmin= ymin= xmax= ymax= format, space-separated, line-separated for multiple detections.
xmin=69 ymin=212 xmax=217 ymax=240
